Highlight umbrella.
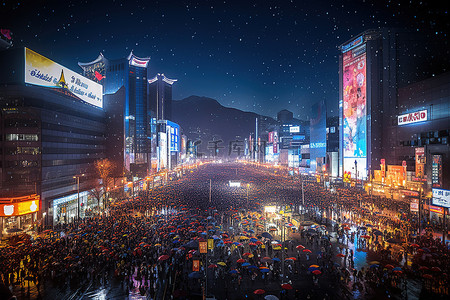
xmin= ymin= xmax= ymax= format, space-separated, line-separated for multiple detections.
xmin=431 ymin=267 xmax=441 ymax=272
xmin=281 ymin=283 xmax=293 ymax=290
xmin=369 ymin=264 xmax=379 ymax=268
xmin=254 ymin=289 xmax=266 ymax=295
xmin=237 ymin=258 xmax=245 ymax=263
xmin=312 ymin=269 xmax=322 ymax=275
xmin=188 ymin=272 xmax=202 ymax=279
xmin=285 ymin=257 xmax=297 ymax=261
xmin=262 ymin=232 xmax=273 ymax=239
xmin=308 ymin=267 xmax=319 ymax=272
xmin=410 ymin=243 xmax=420 ymax=248
xmin=423 ymin=274 xmax=433 ymax=279
xmin=158 ymin=255 xmax=170 ymax=261
xmin=369 ymin=261 xmax=380 ymax=265
xmin=248 ymin=265 xmax=258 ymax=269
xmin=260 ymin=268 xmax=270 ymax=273
xmin=419 ymin=266 xmax=429 ymax=271
xmin=242 ymin=262 xmax=251 ymax=267
xmin=262 ymin=257 xmax=272 ymax=262
xmin=208 ymin=264 xmax=218 ymax=269
xmin=272 ymin=257 xmax=281 ymax=262
xmin=303 ymin=249 xmax=312 ymax=253
xmin=296 ymin=245 xmax=305 ymax=250
xmin=393 ymin=267 xmax=402 ymax=271
xmin=217 ymin=262 xmax=226 ymax=266
xmin=385 ymin=264 xmax=394 ymax=269
xmin=265 ymin=296 xmax=279 ymax=300
xmin=309 ymin=265 xmax=320 ymax=268
xmin=386 ymin=238 xmax=404 ymax=244
xmin=229 ymin=269 xmax=239 ymax=274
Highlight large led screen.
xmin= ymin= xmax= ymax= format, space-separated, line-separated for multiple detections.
xmin=342 ymin=43 xmax=367 ymax=178
xmin=25 ymin=48 xmax=103 ymax=108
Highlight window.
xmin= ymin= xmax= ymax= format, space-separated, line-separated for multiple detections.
xmin=6 ymin=134 xmax=39 ymax=141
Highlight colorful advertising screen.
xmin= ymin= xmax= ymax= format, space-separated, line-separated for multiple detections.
xmin=24 ymin=48 xmax=103 ymax=108
xmin=342 ymin=43 xmax=367 ymax=179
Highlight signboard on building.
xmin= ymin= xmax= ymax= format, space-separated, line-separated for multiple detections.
xmin=415 ymin=147 xmax=425 ymax=179
xmin=397 ymin=110 xmax=427 ymax=126
xmin=268 ymin=132 xmax=274 ymax=143
xmin=273 ymin=131 xmax=278 ymax=154
xmin=24 ymin=48 xmax=103 ymax=108
xmin=342 ymin=43 xmax=367 ymax=179
xmin=432 ymin=188 xmax=450 ymax=208
xmin=0 ymin=197 xmax=40 ymax=217
xmin=410 ymin=199 xmax=419 ymax=212
xmin=289 ymin=126 xmax=300 ymax=133
xmin=432 ymin=155 xmax=442 ymax=187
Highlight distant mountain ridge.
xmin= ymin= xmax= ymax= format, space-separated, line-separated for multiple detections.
xmin=172 ymin=95 xmax=277 ymax=156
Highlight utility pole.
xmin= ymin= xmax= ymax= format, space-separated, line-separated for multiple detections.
xmin=73 ymin=174 xmax=85 ymax=222
xmin=419 ymin=187 xmax=422 ymax=236
xmin=209 ymin=179 xmax=212 ymax=203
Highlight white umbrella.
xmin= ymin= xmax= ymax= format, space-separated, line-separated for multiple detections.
xmin=264 ymin=295 xmax=279 ymax=300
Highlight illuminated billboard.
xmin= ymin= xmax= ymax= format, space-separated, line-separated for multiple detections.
xmin=289 ymin=126 xmax=300 ymax=133
xmin=432 ymin=188 xmax=450 ymax=208
xmin=0 ymin=199 xmax=40 ymax=217
xmin=24 ymin=48 xmax=103 ymax=108
xmin=342 ymin=43 xmax=367 ymax=178
xmin=398 ymin=110 xmax=427 ymax=125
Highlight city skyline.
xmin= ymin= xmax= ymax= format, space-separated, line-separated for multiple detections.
xmin=1 ymin=0 xmax=448 ymax=119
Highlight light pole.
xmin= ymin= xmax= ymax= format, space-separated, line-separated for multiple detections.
xmin=247 ymin=183 xmax=250 ymax=208
xmin=73 ymin=174 xmax=85 ymax=222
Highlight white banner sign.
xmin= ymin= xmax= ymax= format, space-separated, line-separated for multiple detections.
xmin=432 ymin=188 xmax=450 ymax=208
xmin=398 ymin=110 xmax=427 ymax=126
xmin=25 ymin=48 xmax=103 ymax=108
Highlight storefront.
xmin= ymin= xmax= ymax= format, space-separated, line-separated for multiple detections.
xmin=0 ymin=195 xmax=40 ymax=239
xmin=52 ymin=191 xmax=92 ymax=224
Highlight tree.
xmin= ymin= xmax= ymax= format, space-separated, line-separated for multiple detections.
xmin=94 ymin=158 xmax=115 ymax=210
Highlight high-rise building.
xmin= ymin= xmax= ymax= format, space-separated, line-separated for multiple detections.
xmin=148 ymin=73 xmax=177 ymax=121
xmin=0 ymin=47 xmax=105 ymax=226
xmin=339 ymin=28 xmax=450 ymax=186
xmin=79 ymin=52 xmax=151 ymax=175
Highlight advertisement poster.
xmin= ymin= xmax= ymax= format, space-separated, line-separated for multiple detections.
xmin=410 ymin=199 xmax=419 ymax=212
xmin=432 ymin=188 xmax=450 ymax=208
xmin=415 ymin=147 xmax=425 ymax=179
xmin=24 ymin=48 xmax=103 ymax=108
xmin=342 ymin=43 xmax=367 ymax=178
xmin=192 ymin=260 xmax=200 ymax=272
xmin=199 ymin=241 xmax=207 ymax=254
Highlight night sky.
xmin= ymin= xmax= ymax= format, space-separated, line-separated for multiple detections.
xmin=1 ymin=0 xmax=448 ymax=120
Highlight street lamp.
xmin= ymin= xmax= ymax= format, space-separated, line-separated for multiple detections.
xmin=73 ymin=174 xmax=85 ymax=222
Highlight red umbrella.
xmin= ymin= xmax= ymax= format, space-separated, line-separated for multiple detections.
xmin=158 ymin=255 xmax=170 ymax=261
xmin=419 ymin=266 xmax=429 ymax=271
xmin=385 ymin=264 xmax=394 ymax=269
xmin=423 ymin=274 xmax=433 ymax=279
xmin=281 ymin=283 xmax=293 ymax=290
xmin=253 ymin=289 xmax=266 ymax=295
xmin=410 ymin=243 xmax=420 ymax=248
xmin=243 ymin=252 xmax=252 ymax=256
xmin=312 ymin=269 xmax=322 ymax=275
xmin=208 ymin=264 xmax=218 ymax=269
xmin=296 ymin=245 xmax=305 ymax=250
xmin=286 ymin=257 xmax=297 ymax=261
xmin=431 ymin=267 xmax=441 ymax=272
xmin=237 ymin=258 xmax=245 ymax=263
xmin=303 ymin=249 xmax=312 ymax=253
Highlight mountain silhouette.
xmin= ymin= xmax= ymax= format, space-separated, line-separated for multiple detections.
xmin=172 ymin=95 xmax=277 ymax=157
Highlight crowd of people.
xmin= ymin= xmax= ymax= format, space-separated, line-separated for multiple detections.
xmin=0 ymin=163 xmax=448 ymax=300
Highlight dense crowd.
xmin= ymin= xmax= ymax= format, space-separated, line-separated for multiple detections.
xmin=0 ymin=164 xmax=448 ymax=300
